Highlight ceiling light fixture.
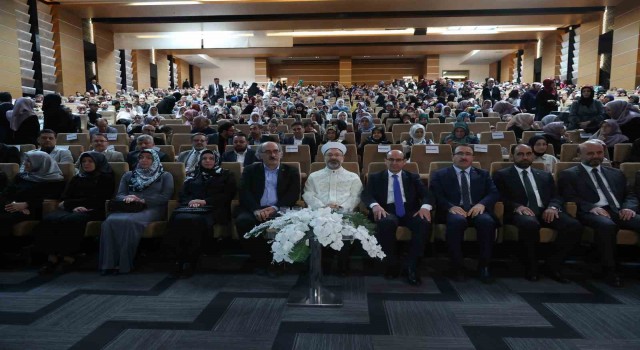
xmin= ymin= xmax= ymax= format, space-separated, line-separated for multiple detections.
xmin=267 ymin=28 xmax=414 ymax=37
xmin=129 ymin=1 xmax=201 ymax=5
xmin=428 ymin=25 xmax=557 ymax=35
xmin=136 ymin=31 xmax=254 ymax=39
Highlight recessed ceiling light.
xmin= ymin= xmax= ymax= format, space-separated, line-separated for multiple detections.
xmin=267 ymin=28 xmax=414 ymax=37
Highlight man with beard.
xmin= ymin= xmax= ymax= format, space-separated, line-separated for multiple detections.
xmin=36 ymin=129 xmax=74 ymax=164
xmin=176 ymin=133 xmax=208 ymax=176
xmin=559 ymin=140 xmax=640 ymax=288
xmin=493 ymin=144 xmax=582 ymax=283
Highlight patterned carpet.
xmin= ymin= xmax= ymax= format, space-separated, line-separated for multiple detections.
xmin=1 ymin=256 xmax=640 ymax=350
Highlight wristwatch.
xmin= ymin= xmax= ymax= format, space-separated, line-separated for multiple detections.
xmin=548 ymin=206 xmax=561 ymax=212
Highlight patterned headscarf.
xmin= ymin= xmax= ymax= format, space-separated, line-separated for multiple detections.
xmin=187 ymin=149 xmax=223 ymax=182
xmin=129 ymin=148 xmax=164 ymax=192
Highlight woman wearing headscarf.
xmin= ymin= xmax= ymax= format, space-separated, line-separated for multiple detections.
xmin=542 ymin=122 xmax=568 ymax=157
xmin=507 ymin=113 xmax=536 ymax=140
xmin=322 ymin=125 xmax=342 ymax=144
xmin=456 ymin=111 xmax=475 ymax=123
xmin=441 ymin=122 xmax=479 ymax=145
xmin=42 ymin=94 xmax=76 ymax=134
xmin=246 ymin=111 xmax=264 ymax=125
xmin=99 ymin=149 xmax=174 ymax=275
xmin=247 ymin=82 xmax=260 ymax=97
xmin=540 ymin=114 xmax=558 ymax=127
xmin=568 ymin=86 xmax=605 ymax=132
xmin=535 ymin=78 xmax=558 ymax=120
xmin=0 ymin=151 xmax=65 ymax=234
xmin=165 ymin=150 xmax=236 ymax=278
xmin=493 ymin=100 xmax=520 ymax=121
xmin=480 ymin=99 xmax=493 ymax=117
xmin=359 ymin=125 xmax=391 ymax=154
xmin=527 ymin=135 xmax=559 ymax=172
xmin=355 ymin=114 xmax=375 ymax=145
xmin=439 ymin=105 xmax=455 ymax=123
xmin=589 ymin=119 xmax=629 ymax=156
xmin=605 ymin=100 xmax=640 ymax=142
xmin=402 ymin=123 xmax=434 ymax=158
xmin=34 ymin=152 xmax=115 ymax=274
xmin=7 ymin=97 xmax=39 ymax=146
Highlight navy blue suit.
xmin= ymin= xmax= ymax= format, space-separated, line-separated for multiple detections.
xmin=429 ymin=166 xmax=499 ymax=266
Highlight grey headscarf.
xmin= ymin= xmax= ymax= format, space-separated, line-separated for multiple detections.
xmin=7 ymin=97 xmax=36 ymax=131
xmin=20 ymin=151 xmax=64 ymax=182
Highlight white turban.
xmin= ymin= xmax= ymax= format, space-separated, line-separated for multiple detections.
xmin=321 ymin=142 xmax=347 ymax=155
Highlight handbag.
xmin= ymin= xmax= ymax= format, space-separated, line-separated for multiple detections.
xmin=172 ymin=206 xmax=213 ymax=214
xmin=108 ymin=200 xmax=147 ymax=213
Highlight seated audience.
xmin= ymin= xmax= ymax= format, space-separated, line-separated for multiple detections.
xmin=441 ymin=122 xmax=479 ymax=146
xmin=568 ymin=86 xmax=605 ymax=133
xmin=36 ymin=129 xmax=74 ymax=164
xmin=605 ymin=100 xmax=640 ymax=142
xmin=7 ymin=97 xmax=39 ymax=146
xmin=89 ymin=118 xmax=118 ymax=136
xmin=176 ymin=133 xmax=208 ymax=176
xmin=527 ymin=135 xmax=559 ymax=172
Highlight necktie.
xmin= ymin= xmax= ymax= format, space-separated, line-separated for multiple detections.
xmin=392 ymin=174 xmax=405 ymax=217
xmin=460 ymin=170 xmax=472 ymax=211
xmin=521 ymin=170 xmax=541 ymax=215
xmin=592 ymin=168 xmax=618 ymax=212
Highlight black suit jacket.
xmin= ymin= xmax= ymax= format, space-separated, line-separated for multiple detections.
xmin=247 ymin=135 xmax=276 ymax=145
xmin=493 ymin=165 xmax=563 ymax=221
xmin=208 ymin=84 xmax=225 ymax=103
xmin=86 ymin=82 xmax=101 ymax=93
xmin=282 ymin=136 xmax=317 ymax=159
xmin=429 ymin=166 xmax=499 ymax=221
xmin=361 ymin=170 xmax=432 ymax=214
xmin=238 ymin=162 xmax=300 ymax=212
xmin=221 ymin=149 xmax=257 ymax=167
xmin=558 ymin=165 xmax=638 ymax=214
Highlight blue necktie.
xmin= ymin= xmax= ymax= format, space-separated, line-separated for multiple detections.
xmin=392 ymin=174 xmax=405 ymax=217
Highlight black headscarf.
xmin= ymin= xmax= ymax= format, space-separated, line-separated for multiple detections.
xmin=188 ymin=149 xmax=223 ymax=182
xmin=77 ymin=151 xmax=113 ymax=177
xmin=527 ymin=135 xmax=548 ymax=157
xmin=579 ymin=86 xmax=595 ymax=106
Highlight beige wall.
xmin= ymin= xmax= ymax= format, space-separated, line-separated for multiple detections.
xmin=132 ymin=49 xmax=150 ymax=91
xmin=500 ymin=53 xmax=515 ymax=83
xmin=577 ymin=20 xmax=602 ymax=86
xmin=424 ymin=55 xmax=439 ymax=81
xmin=0 ymin=1 xmax=24 ymax=97
xmin=192 ymin=65 xmax=201 ymax=87
xmin=541 ymin=31 xmax=562 ymax=80
xmin=255 ymin=58 xmax=268 ymax=86
xmin=175 ymin=56 xmax=189 ymax=88
xmin=52 ymin=6 xmax=85 ymax=96
xmin=155 ymin=50 xmax=170 ymax=89
xmin=489 ymin=62 xmax=498 ymax=81
xmin=94 ymin=24 xmax=116 ymax=93
xmin=522 ymin=43 xmax=536 ymax=83
xmin=339 ymin=57 xmax=351 ymax=86
xmin=610 ymin=0 xmax=640 ymax=90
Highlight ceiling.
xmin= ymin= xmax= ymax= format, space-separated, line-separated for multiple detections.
xmin=46 ymin=0 xmax=620 ymax=64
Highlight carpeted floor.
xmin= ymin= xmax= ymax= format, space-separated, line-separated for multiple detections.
xmin=1 ymin=254 xmax=640 ymax=350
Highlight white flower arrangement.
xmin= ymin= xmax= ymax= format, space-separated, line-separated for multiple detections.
xmin=244 ymin=207 xmax=386 ymax=263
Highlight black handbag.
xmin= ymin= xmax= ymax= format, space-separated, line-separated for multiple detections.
xmin=108 ymin=200 xmax=147 ymax=213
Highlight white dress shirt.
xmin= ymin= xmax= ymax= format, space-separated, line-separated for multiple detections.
xmin=516 ymin=166 xmax=543 ymax=207
xmin=581 ymin=163 xmax=620 ymax=208
xmin=303 ymin=167 xmax=362 ymax=212
xmin=235 ymin=150 xmax=246 ymax=163
xmin=369 ymin=170 xmax=432 ymax=211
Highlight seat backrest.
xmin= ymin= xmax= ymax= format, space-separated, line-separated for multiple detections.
xmin=488 ymin=112 xmax=500 ymax=118
xmin=111 ymin=145 xmax=129 ymax=159
xmin=559 ymin=144 xmax=579 ymax=162
xmin=160 ymin=119 xmax=184 ymax=125
xmin=156 ymin=145 xmax=176 ymax=161
xmin=58 ymin=162 xmax=75 ymax=183
xmin=169 ymin=124 xmax=192 ymax=134
xmin=495 ymin=122 xmax=508 ymax=131
xmin=392 ymin=124 xmax=412 ymax=144
xmin=553 ymin=162 xmax=580 ymax=179
xmin=65 ymin=145 xmax=85 ymax=162
xmin=277 ymin=125 xmax=289 ymax=133
xmin=221 ymin=161 xmax=242 ymax=199
xmin=113 ymin=124 xmax=127 ymax=133
xmin=281 ymin=162 xmax=302 ymax=200
xmin=613 ymin=143 xmax=633 ymax=163
xmin=444 ymin=117 xmax=457 ymax=123
xmin=178 ymin=144 xmax=219 ymax=154
xmin=480 ymin=117 xmax=501 ymax=126
xmin=109 ymin=162 xmax=130 ymax=194
xmin=105 ymin=133 xmax=130 ymax=146
xmin=426 ymin=123 xmax=454 ymax=139
xmin=477 ymin=131 xmax=517 ymax=149
xmin=310 ymin=162 xmax=359 ymax=176
xmin=235 ymin=124 xmax=250 ymax=135
xmin=409 ymin=144 xmax=453 ymax=173
xmin=170 ymin=133 xmax=194 ymax=149
xmin=620 ymin=162 xmax=640 ymax=189
xmin=161 ymin=162 xmax=186 ymax=199
xmin=281 ymin=144 xmax=311 ymax=175
xmin=489 ymin=161 xmax=545 ymax=175
xmin=0 ymin=163 xmax=19 ymax=183
xmin=362 ymin=144 xmax=403 ymax=176
xmin=385 ymin=118 xmax=401 ymax=131
xmin=56 ymin=133 xmax=90 ymax=149
xmin=343 ymin=132 xmax=356 ymax=144
xmin=471 ymin=144 xmax=503 ymax=170
xmin=521 ymin=131 xmax=546 ymax=144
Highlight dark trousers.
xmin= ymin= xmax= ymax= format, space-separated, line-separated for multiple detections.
xmin=578 ymin=208 xmax=640 ymax=268
xmin=508 ymin=212 xmax=582 ymax=270
xmin=0 ymin=211 xmax=35 ymax=238
xmin=236 ymin=209 xmax=272 ymax=265
xmin=34 ymin=210 xmax=103 ymax=256
xmin=166 ymin=212 xmax=214 ymax=263
xmin=375 ymin=204 xmax=431 ymax=268
xmin=445 ymin=212 xmax=496 ymax=266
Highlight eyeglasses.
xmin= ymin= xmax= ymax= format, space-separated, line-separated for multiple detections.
xmin=386 ymin=158 xmax=405 ymax=162
xmin=454 ymin=152 xmax=474 ymax=156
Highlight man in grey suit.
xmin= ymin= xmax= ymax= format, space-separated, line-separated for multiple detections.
xmin=89 ymin=118 xmax=118 ymax=136
xmin=36 ymin=129 xmax=74 ymax=164
xmin=559 ymin=140 xmax=640 ymax=287
xmin=176 ymin=133 xmax=208 ymax=176
xmin=89 ymin=133 xmax=125 ymax=162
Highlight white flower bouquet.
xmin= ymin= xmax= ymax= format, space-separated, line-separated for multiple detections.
xmin=244 ymin=207 xmax=386 ymax=263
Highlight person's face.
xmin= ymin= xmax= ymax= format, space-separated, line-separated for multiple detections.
xmin=454 ymin=128 xmax=466 ymax=139
xmin=233 ymin=136 xmax=247 ymax=152
xmin=150 ymin=118 xmax=160 ymax=127
xmin=92 ymin=135 xmax=108 ymax=152
xmin=581 ymin=88 xmax=592 ymax=98
xmin=77 ymin=106 xmax=86 ymax=113
xmin=260 ymin=142 xmax=282 ymax=168
xmin=97 ymin=120 xmax=108 ymax=132
xmin=250 ymin=125 xmax=261 ymax=138
xmin=192 ymin=135 xmax=207 ymax=150
xmin=138 ymin=139 xmax=154 ymax=150
xmin=214 ymin=78 xmax=220 ymax=85
xmin=360 ymin=119 xmax=370 ymax=129
xmin=601 ymin=122 xmax=612 ymax=135
xmin=414 ymin=128 xmax=424 ymax=138
xmin=139 ymin=98 xmax=145 ymax=104
xmin=89 ymin=104 xmax=98 ymax=112
xmin=81 ymin=156 xmax=96 ymax=173
xmin=453 ymin=146 xmax=474 ymax=170
xmin=138 ymin=152 xmax=154 ymax=168
xmin=200 ymin=153 xmax=216 ymax=169
xmin=580 ymin=142 xmax=605 ymax=167
xmin=268 ymin=123 xmax=277 ymax=133
xmin=533 ymin=139 xmax=548 ymax=154
xmin=325 ymin=149 xmax=344 ymax=170
xmin=292 ymin=125 xmax=304 ymax=138
xmin=149 ymin=107 xmax=158 ymax=115
xmin=38 ymin=133 xmax=56 ymax=148
xmin=304 ymin=125 xmax=314 ymax=133
xmin=513 ymin=145 xmax=534 ymax=168
xmin=326 ymin=129 xmax=337 ymax=140
xmin=142 ymin=127 xmax=155 ymax=135
xmin=385 ymin=150 xmax=406 ymax=173
xmin=605 ymin=106 xmax=612 ymax=116
xmin=372 ymin=130 xmax=383 ymax=140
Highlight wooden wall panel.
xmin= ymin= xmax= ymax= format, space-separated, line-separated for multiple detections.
xmin=255 ymin=58 xmax=268 ymax=86
xmin=541 ymin=30 xmax=562 ymax=80
xmin=94 ymin=25 xmax=116 ymax=93
xmin=352 ymin=59 xmax=421 ymax=85
xmin=155 ymin=50 xmax=170 ymax=89
xmin=132 ymin=49 xmax=150 ymax=91
xmin=268 ymin=60 xmax=337 ymax=86
xmin=339 ymin=57 xmax=351 ymax=86
xmin=192 ymin=65 xmax=201 ymax=87
xmin=0 ymin=1 xmax=23 ymax=97
xmin=52 ymin=6 xmax=85 ymax=96
xmin=175 ymin=57 xmax=189 ymax=89
xmin=577 ymin=20 xmax=602 ymax=86
xmin=522 ymin=43 xmax=536 ymax=83
xmin=489 ymin=62 xmax=498 ymax=81
xmin=500 ymin=53 xmax=515 ymax=83
xmin=611 ymin=2 xmax=640 ymax=89
xmin=424 ymin=55 xmax=439 ymax=81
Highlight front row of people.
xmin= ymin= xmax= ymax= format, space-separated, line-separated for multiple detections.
xmin=1 ymin=140 xmax=638 ymax=287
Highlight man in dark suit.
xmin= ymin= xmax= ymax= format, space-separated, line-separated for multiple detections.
xmin=247 ymin=124 xmax=276 ymax=145
xmin=361 ymin=150 xmax=432 ymax=285
xmin=86 ymin=78 xmax=101 ymax=94
xmin=235 ymin=141 xmax=300 ymax=275
xmin=493 ymin=144 xmax=582 ymax=282
xmin=482 ymin=78 xmax=500 ymax=103
xmin=282 ymin=121 xmax=317 ymax=160
xmin=208 ymin=121 xmax=235 ymax=152
xmin=429 ymin=144 xmax=500 ymax=283
xmin=208 ymin=77 xmax=225 ymax=104
xmin=559 ymin=141 xmax=640 ymax=287
xmin=221 ymin=133 xmax=257 ymax=168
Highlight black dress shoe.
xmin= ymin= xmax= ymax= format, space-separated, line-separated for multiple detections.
xmin=545 ymin=269 xmax=571 ymax=284
xmin=478 ymin=266 xmax=494 ymax=284
xmin=525 ymin=272 xmax=540 ymax=282
xmin=181 ymin=263 xmax=194 ymax=279
xmin=38 ymin=261 xmax=58 ymax=275
xmin=406 ymin=267 xmax=422 ymax=286
xmin=605 ymin=273 xmax=623 ymax=288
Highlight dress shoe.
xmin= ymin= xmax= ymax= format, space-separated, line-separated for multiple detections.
xmin=38 ymin=261 xmax=59 ymax=275
xmin=180 ymin=263 xmax=194 ymax=279
xmin=543 ymin=267 xmax=571 ymax=284
xmin=525 ymin=272 xmax=540 ymax=282
xmin=605 ymin=272 xmax=623 ymax=288
xmin=478 ymin=266 xmax=494 ymax=284
xmin=406 ymin=267 xmax=422 ymax=286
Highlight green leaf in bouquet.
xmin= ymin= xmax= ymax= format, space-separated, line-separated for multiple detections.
xmin=344 ymin=212 xmax=376 ymax=234
xmin=289 ymin=240 xmax=311 ymax=263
